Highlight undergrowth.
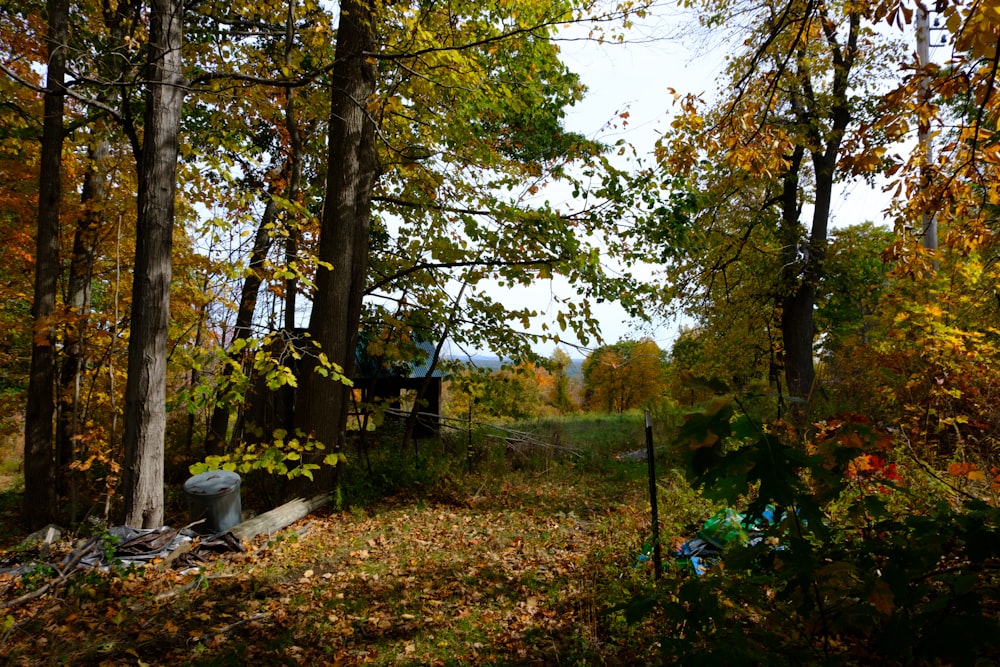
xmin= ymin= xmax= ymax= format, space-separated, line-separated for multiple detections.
xmin=618 ymin=395 xmax=1000 ymax=666
xmin=9 ymin=402 xmax=991 ymax=665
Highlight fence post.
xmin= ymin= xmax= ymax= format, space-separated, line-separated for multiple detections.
xmin=645 ymin=410 xmax=663 ymax=578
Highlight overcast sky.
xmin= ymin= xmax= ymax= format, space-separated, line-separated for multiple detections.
xmin=493 ymin=4 xmax=923 ymax=360
xmin=470 ymin=7 xmax=728 ymax=359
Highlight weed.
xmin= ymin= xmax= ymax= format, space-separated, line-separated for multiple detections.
xmin=19 ymin=562 xmax=56 ymax=591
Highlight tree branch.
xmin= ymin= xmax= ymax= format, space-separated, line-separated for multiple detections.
xmin=0 ymin=62 xmax=127 ymax=126
xmin=369 ymin=255 xmax=566 ymax=293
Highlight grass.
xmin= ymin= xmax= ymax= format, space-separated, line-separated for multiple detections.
xmin=0 ymin=411 xmax=23 ymax=546
xmin=0 ymin=411 xmax=696 ymax=665
xmin=0 ymin=414 xmax=22 ymax=496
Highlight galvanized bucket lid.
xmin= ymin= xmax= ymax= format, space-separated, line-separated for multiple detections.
xmin=183 ymin=470 xmax=241 ymax=498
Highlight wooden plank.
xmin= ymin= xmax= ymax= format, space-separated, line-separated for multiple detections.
xmin=229 ymin=493 xmax=331 ymax=542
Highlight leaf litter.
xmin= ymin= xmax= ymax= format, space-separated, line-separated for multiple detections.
xmin=0 ymin=469 xmax=661 ymax=665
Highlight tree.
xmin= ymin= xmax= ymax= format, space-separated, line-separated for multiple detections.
xmin=649 ymin=0 xmax=904 ymax=418
xmin=120 ymin=0 xmax=186 ymax=528
xmin=22 ymin=0 xmax=67 ymax=528
xmin=582 ymin=338 xmax=666 ymax=413
xmin=444 ymin=363 xmax=545 ymax=424
xmin=57 ymin=135 xmax=109 ymax=515
xmin=295 ymin=0 xmax=379 ymax=477
xmin=3 ymin=0 xmax=198 ymax=528
xmin=803 ymin=2 xmax=1000 ymax=461
xmin=290 ymin=0 xmax=648 ymax=475
xmin=0 ymin=67 xmax=38 ymax=425
xmin=202 ymin=54 xmax=318 ymax=455
xmin=2 ymin=0 xmax=656 ymax=517
xmin=815 ymin=222 xmax=894 ymax=363
xmin=547 ymin=348 xmax=579 ymax=414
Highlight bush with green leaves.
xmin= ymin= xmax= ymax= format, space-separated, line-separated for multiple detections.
xmin=190 ymin=428 xmax=347 ymax=481
xmin=620 ymin=393 xmax=1000 ymax=665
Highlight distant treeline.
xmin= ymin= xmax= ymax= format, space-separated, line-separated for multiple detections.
xmin=460 ymin=356 xmax=584 ymax=377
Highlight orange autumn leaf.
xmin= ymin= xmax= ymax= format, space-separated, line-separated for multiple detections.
xmin=948 ymin=462 xmax=977 ymax=478
xmin=852 ymin=454 xmax=874 ymax=473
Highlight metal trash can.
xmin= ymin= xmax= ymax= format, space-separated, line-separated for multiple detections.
xmin=183 ymin=470 xmax=242 ymax=533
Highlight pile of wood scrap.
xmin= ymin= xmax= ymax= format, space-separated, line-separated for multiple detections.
xmin=0 ymin=492 xmax=331 ymax=610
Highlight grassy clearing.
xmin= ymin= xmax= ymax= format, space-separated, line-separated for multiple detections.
xmin=0 ymin=410 xmax=23 ymax=546
xmin=0 ymin=412 xmax=696 ymax=665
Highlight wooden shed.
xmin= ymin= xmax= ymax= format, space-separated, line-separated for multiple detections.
xmin=351 ymin=340 xmax=442 ymax=439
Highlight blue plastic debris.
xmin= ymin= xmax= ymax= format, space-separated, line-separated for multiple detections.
xmin=672 ymin=505 xmax=782 ymax=575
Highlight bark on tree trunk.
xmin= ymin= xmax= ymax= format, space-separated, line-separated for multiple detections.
xmin=23 ymin=0 xmax=68 ymax=530
xmin=298 ymin=0 xmax=379 ymax=481
xmin=780 ymin=283 xmax=815 ymax=402
xmin=783 ymin=149 xmax=838 ymax=405
xmin=778 ymin=145 xmax=808 ymax=405
xmin=779 ymin=14 xmax=855 ymax=414
xmin=121 ymin=0 xmax=185 ymax=528
xmin=57 ymin=137 xmax=109 ymax=517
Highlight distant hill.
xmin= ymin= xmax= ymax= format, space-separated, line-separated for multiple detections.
xmin=456 ymin=355 xmax=584 ymax=377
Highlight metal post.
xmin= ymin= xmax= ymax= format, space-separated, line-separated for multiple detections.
xmin=644 ymin=410 xmax=663 ymax=578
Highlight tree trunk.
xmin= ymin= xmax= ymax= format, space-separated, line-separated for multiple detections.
xmin=780 ymin=282 xmax=815 ymax=403
xmin=783 ymin=147 xmax=839 ymax=405
xmin=24 ymin=0 xmax=68 ymax=530
xmin=205 ymin=194 xmax=280 ymax=454
xmin=57 ymin=137 xmax=109 ymax=518
xmin=780 ymin=11 xmax=856 ymax=412
xmin=778 ymin=143 xmax=808 ymax=405
xmin=298 ymin=0 xmax=379 ymax=478
xmin=121 ymin=0 xmax=185 ymax=528
xmin=206 ymin=17 xmax=306 ymax=454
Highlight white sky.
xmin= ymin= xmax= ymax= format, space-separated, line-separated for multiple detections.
xmin=470 ymin=7 xmax=725 ymax=359
xmin=480 ymin=3 xmax=933 ymax=360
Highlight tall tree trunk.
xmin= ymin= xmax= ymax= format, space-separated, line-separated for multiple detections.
xmin=57 ymin=137 xmax=109 ymax=518
xmin=205 ymin=193 xmax=279 ymax=454
xmin=24 ymin=0 xmax=68 ymax=530
xmin=780 ymin=281 xmax=815 ymax=403
xmin=778 ymin=143 xmax=809 ymax=405
xmin=121 ymin=0 xmax=185 ymax=528
xmin=299 ymin=0 xmax=379 ymax=477
xmin=783 ymin=147 xmax=838 ymax=404
xmin=780 ymin=11 xmax=856 ymax=411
